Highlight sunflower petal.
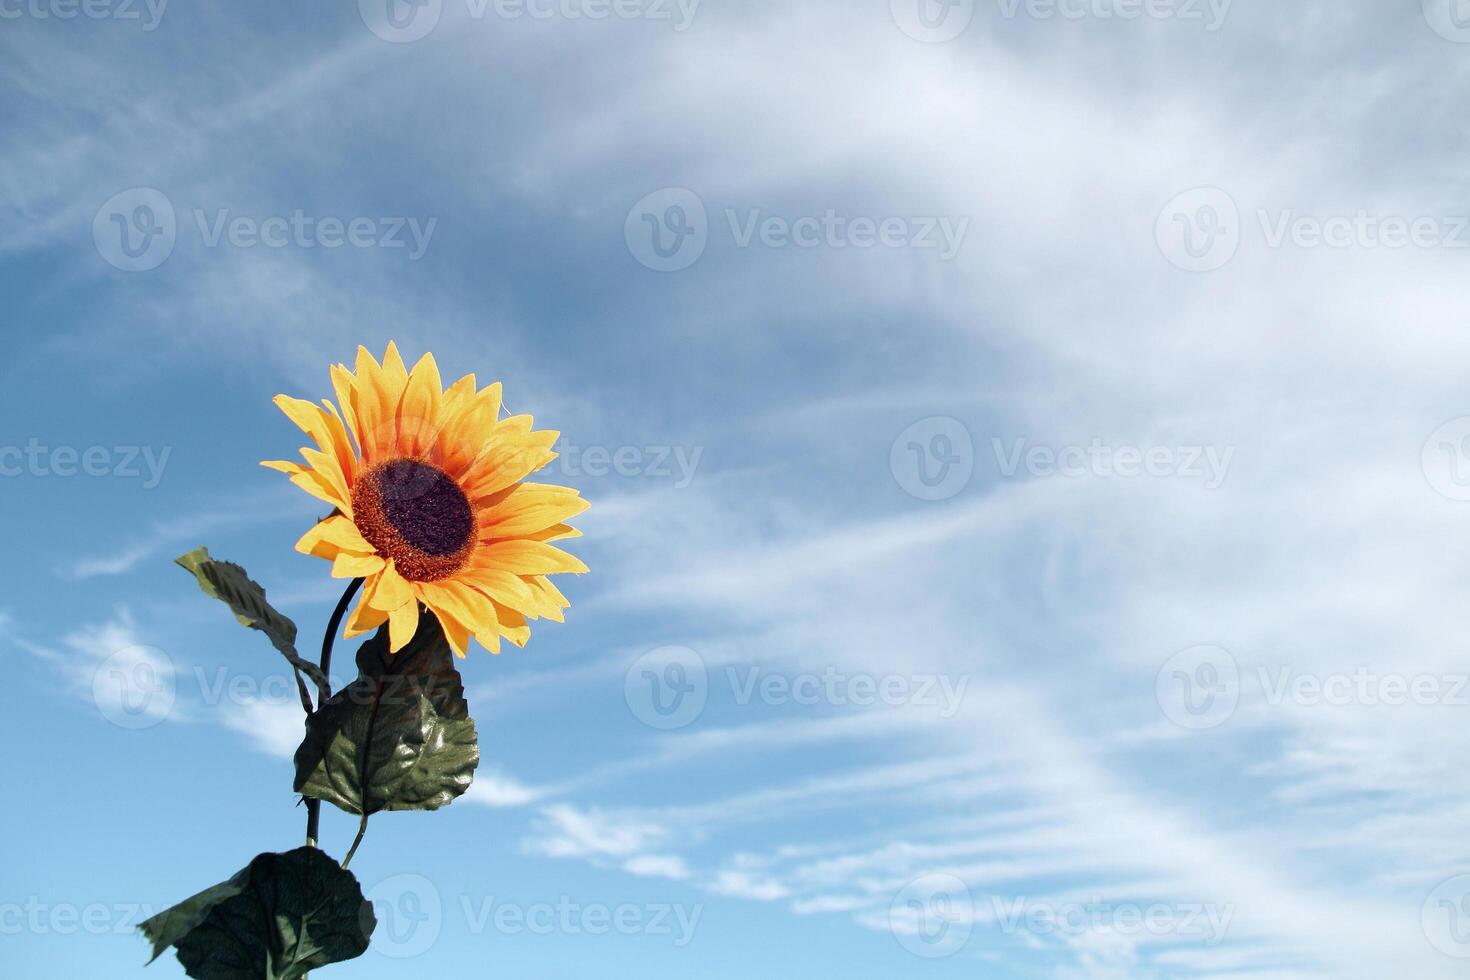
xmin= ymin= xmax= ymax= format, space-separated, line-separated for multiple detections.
xmin=333 ymin=551 xmax=385 ymax=578
xmin=388 ymin=600 xmax=420 ymax=652
xmin=290 ymin=469 xmax=349 ymax=511
xmin=472 ymin=539 xmax=588 ymax=575
xmin=344 ymin=593 xmax=390 ymax=638
xmin=296 ymin=515 xmax=373 ymax=557
xmin=433 ymin=606 xmax=473 ymax=658
xmin=465 ymin=570 xmax=540 ymax=618
xmin=479 ymin=484 xmax=590 ymax=537
xmin=369 ymin=560 xmax=414 ymax=611
xmin=397 ymin=351 xmax=443 ymax=457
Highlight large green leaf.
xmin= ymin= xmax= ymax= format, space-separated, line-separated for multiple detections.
xmin=176 ymin=546 xmax=327 ymax=695
xmin=140 ymin=846 xmax=375 ymax=979
xmin=294 ymin=609 xmax=479 ymax=816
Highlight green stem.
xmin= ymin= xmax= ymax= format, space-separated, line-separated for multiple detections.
xmin=305 ymin=577 xmax=364 ymax=849
xmin=341 ymin=813 xmax=369 ymax=869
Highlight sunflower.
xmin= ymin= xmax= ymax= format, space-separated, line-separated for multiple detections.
xmin=262 ymin=342 xmax=588 ymax=656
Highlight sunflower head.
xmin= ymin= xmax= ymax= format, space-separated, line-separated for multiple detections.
xmin=263 ymin=342 xmax=588 ymax=656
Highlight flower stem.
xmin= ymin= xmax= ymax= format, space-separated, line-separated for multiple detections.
xmin=341 ymin=813 xmax=369 ymax=869
xmin=305 ymin=577 xmax=364 ymax=849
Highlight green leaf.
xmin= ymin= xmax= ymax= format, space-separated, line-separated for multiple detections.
xmin=294 ymin=609 xmax=479 ymax=816
xmin=176 ymin=546 xmax=327 ymax=694
xmin=140 ymin=846 xmax=375 ymax=980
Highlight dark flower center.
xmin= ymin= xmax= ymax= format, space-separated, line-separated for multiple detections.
xmin=351 ymin=459 xmax=475 ymax=582
xmin=375 ymin=460 xmax=474 ymax=556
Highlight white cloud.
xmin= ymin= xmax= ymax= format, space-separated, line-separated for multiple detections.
xmin=706 ymin=870 xmax=790 ymax=902
xmin=622 ymin=854 xmax=691 ymax=880
xmin=523 ymin=804 xmax=669 ymax=860
xmin=463 ymin=769 xmax=545 ymax=809
xmin=218 ymin=697 xmax=306 ymax=758
xmin=19 ymin=609 xmax=182 ymax=728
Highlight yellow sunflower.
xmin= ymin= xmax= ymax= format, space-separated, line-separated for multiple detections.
xmin=262 ymin=342 xmax=588 ymax=657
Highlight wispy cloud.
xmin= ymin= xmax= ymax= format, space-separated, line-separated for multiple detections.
xmin=17 ymin=608 xmax=182 ymax=728
xmin=62 ymin=486 xmax=317 ymax=580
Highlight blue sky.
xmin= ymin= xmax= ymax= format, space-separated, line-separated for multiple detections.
xmin=5 ymin=1 xmax=1470 ymax=977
